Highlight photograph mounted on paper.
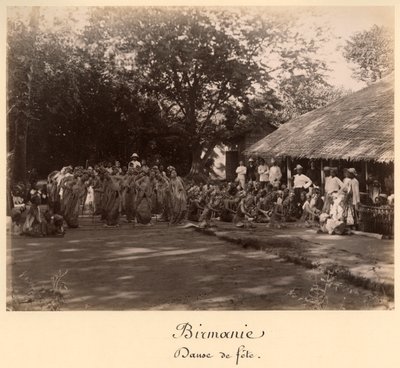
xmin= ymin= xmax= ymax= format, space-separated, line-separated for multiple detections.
xmin=6 ymin=6 xmax=394 ymax=311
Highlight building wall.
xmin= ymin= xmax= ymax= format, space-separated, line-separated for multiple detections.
xmin=238 ymin=125 xmax=276 ymax=162
xmin=225 ymin=125 xmax=277 ymax=181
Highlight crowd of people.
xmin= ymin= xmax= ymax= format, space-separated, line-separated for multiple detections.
xmin=9 ymin=154 xmax=394 ymax=237
xmin=10 ymin=153 xmax=187 ymax=236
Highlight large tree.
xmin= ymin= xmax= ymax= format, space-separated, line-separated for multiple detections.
xmin=7 ymin=7 xmax=40 ymax=183
xmin=95 ymin=7 xmax=334 ymax=178
xmin=7 ymin=7 xmax=338 ymax=180
xmin=343 ymin=24 xmax=394 ymax=83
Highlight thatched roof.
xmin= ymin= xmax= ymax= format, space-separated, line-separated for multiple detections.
xmin=245 ymin=73 xmax=394 ymax=163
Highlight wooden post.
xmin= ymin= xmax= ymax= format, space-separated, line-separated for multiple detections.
xmin=320 ymin=160 xmax=324 ymax=191
xmin=286 ymin=157 xmax=292 ymax=189
xmin=365 ymin=161 xmax=369 ymax=192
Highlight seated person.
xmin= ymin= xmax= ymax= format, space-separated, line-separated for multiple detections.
xmin=10 ymin=204 xmax=27 ymax=235
xmin=319 ymin=213 xmax=347 ymax=235
xmin=301 ymin=193 xmax=321 ymax=223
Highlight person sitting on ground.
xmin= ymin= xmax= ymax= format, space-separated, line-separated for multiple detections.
xmin=270 ymin=190 xmax=285 ymax=225
xmin=255 ymin=190 xmax=270 ymax=223
xmin=42 ymin=211 xmax=65 ymax=237
xmin=233 ymin=193 xmax=255 ymax=228
xmin=310 ymin=187 xmax=324 ymax=212
xmin=10 ymin=204 xmax=27 ymax=235
xmin=22 ymin=193 xmax=46 ymax=237
xmin=187 ymin=194 xmax=205 ymax=222
xmin=301 ymin=193 xmax=321 ymax=224
xmin=318 ymin=213 xmax=347 ymax=235
xmin=198 ymin=192 xmax=223 ymax=228
xmin=282 ymin=191 xmax=297 ymax=222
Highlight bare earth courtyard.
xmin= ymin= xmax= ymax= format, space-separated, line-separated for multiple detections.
xmin=6 ymin=221 xmax=393 ymax=311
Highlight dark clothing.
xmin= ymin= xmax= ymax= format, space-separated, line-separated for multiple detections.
xmin=294 ymin=187 xmax=306 ymax=218
xmin=246 ymin=165 xmax=257 ymax=182
xmin=306 ymin=168 xmax=320 ymax=187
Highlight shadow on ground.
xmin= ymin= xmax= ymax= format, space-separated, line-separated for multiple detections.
xmin=7 ymin=223 xmax=391 ymax=310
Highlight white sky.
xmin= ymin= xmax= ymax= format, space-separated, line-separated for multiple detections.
xmin=7 ymin=6 xmax=394 ymax=91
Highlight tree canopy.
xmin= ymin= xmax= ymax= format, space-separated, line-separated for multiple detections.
xmin=7 ymin=7 xmax=346 ymax=181
xmin=343 ymin=24 xmax=394 ymax=83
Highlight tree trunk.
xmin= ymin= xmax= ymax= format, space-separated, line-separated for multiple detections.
xmin=186 ymin=142 xmax=217 ymax=182
xmin=185 ymin=144 xmax=206 ymax=181
xmin=11 ymin=7 xmax=40 ymax=184
xmin=12 ymin=119 xmax=28 ymax=184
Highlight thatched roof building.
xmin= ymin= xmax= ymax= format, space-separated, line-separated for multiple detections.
xmin=245 ymin=73 xmax=394 ymax=163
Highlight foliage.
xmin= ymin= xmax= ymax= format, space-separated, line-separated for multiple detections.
xmin=343 ymin=25 xmax=394 ymax=83
xmin=7 ymin=7 xmax=342 ymax=179
xmin=7 ymin=269 xmax=68 ymax=311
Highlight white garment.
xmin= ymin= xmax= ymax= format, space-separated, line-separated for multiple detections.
xmin=302 ymin=200 xmax=310 ymax=211
xmin=269 ymin=165 xmax=282 ymax=186
xmin=236 ymin=165 xmax=247 ymax=180
xmin=329 ymin=193 xmax=345 ymax=221
xmin=129 ymin=160 xmax=141 ymax=168
xmin=325 ymin=176 xmax=344 ymax=194
xmin=85 ymin=186 xmax=94 ymax=206
xmin=258 ymin=164 xmax=269 ymax=182
xmin=293 ymin=174 xmax=312 ymax=189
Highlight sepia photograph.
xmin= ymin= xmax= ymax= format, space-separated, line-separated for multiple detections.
xmin=5 ymin=5 xmax=394 ymax=311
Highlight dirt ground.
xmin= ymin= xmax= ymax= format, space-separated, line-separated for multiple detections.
xmin=6 ymin=222 xmax=392 ymax=310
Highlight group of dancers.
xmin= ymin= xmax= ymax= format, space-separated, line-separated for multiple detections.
xmin=11 ymin=160 xmax=187 ymax=236
xmin=10 ymin=153 xmax=392 ymax=237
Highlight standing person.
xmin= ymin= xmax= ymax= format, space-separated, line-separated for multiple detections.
xmin=156 ymin=170 xmax=170 ymax=221
xmin=168 ymin=169 xmax=187 ymax=225
xmin=235 ymin=161 xmax=247 ymax=190
xmin=92 ymin=168 xmax=106 ymax=216
xmin=246 ymin=158 xmax=257 ymax=183
xmin=134 ymin=168 xmax=153 ymax=225
xmin=325 ymin=167 xmax=344 ymax=194
xmin=269 ymin=158 xmax=282 ymax=188
xmin=322 ymin=166 xmax=331 ymax=195
xmin=257 ymin=158 xmax=269 ymax=188
xmin=47 ymin=171 xmax=61 ymax=214
xmin=323 ymin=167 xmax=344 ymax=213
xmin=343 ymin=168 xmax=360 ymax=226
xmin=367 ymin=178 xmax=381 ymax=203
xmin=128 ymin=153 xmax=142 ymax=169
xmin=141 ymin=159 xmax=149 ymax=171
xmin=60 ymin=170 xmax=84 ymax=228
xmin=124 ymin=168 xmax=137 ymax=223
xmin=306 ymin=161 xmax=320 ymax=187
xmin=292 ymin=164 xmax=312 ymax=218
xmin=114 ymin=160 xmax=122 ymax=174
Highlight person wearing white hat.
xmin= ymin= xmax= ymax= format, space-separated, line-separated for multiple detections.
xmin=129 ymin=153 xmax=141 ymax=169
xmin=269 ymin=158 xmax=282 ymax=188
xmin=246 ymin=158 xmax=257 ymax=182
